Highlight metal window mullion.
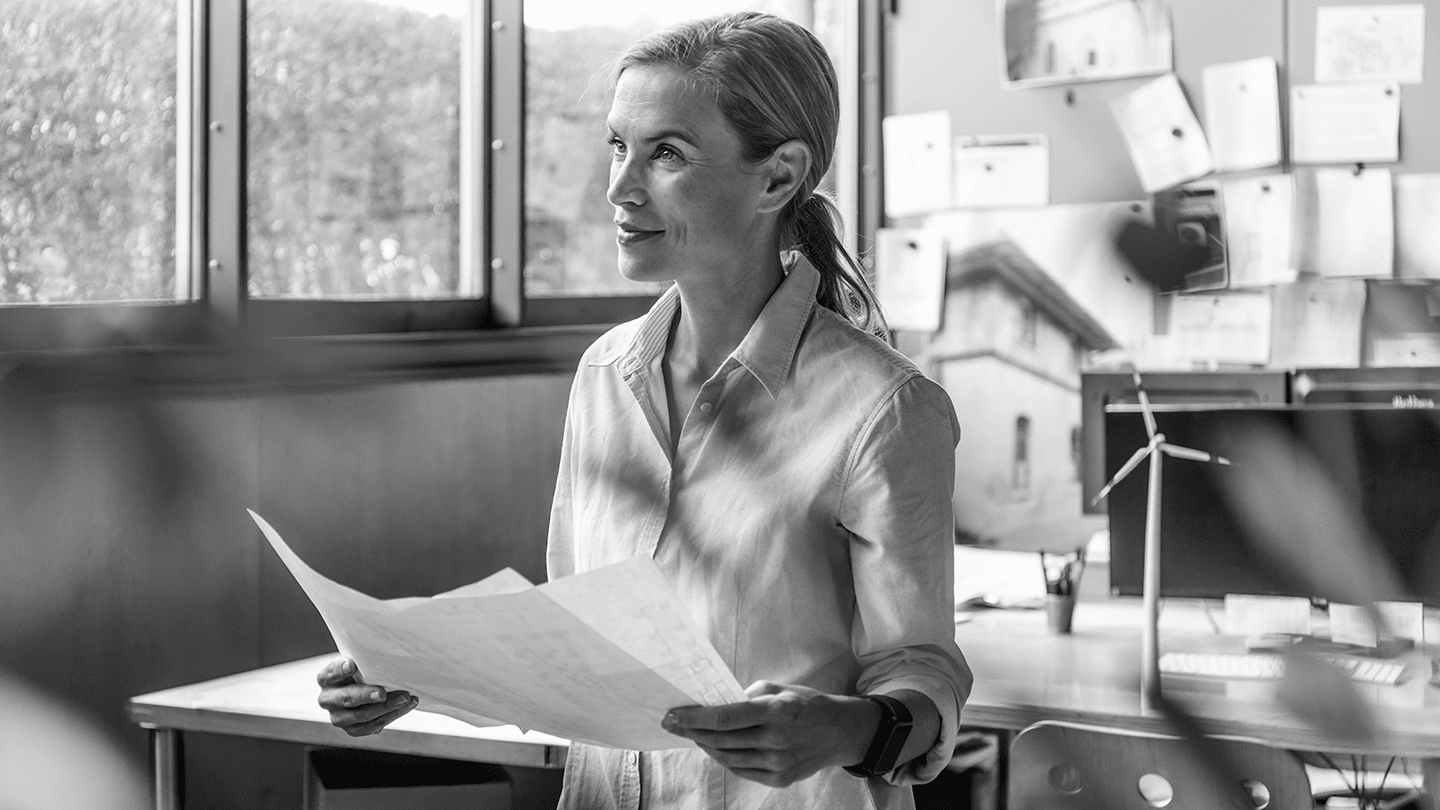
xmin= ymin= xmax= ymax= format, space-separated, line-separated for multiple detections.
xmin=834 ymin=0 xmax=863 ymax=258
xmin=176 ymin=0 xmax=207 ymax=301
xmin=459 ymin=0 xmax=488 ymax=299
xmin=204 ymin=0 xmax=247 ymax=323
xmin=856 ymin=0 xmax=885 ymax=271
xmin=488 ymin=0 xmax=524 ymax=326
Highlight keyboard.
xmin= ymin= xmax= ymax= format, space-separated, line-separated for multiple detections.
xmin=1159 ymin=652 xmax=1407 ymax=685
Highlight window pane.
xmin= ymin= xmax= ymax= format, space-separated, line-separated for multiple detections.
xmin=523 ymin=0 xmax=814 ymax=299
xmin=247 ymin=0 xmax=466 ymax=299
xmin=0 ymin=0 xmax=179 ymax=304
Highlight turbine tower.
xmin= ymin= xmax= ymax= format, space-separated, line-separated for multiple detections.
xmin=1092 ymin=368 xmax=1231 ymax=711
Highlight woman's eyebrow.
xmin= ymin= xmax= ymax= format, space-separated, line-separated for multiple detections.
xmin=606 ymin=122 xmax=700 ymax=148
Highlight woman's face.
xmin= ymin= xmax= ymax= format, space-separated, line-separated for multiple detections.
xmin=605 ymin=65 xmax=770 ymax=285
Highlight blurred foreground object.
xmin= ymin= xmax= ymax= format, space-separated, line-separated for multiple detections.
xmin=0 ymin=670 xmax=149 ymax=810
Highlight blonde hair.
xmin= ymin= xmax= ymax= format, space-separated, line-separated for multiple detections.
xmin=618 ymin=12 xmax=888 ymax=338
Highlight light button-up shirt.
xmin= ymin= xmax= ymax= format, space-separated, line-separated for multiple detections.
xmin=548 ymin=254 xmax=972 ymax=810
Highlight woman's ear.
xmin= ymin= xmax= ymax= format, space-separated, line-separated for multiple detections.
xmin=757 ymin=140 xmax=812 ymax=214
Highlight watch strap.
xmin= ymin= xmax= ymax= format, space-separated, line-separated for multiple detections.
xmin=842 ymin=694 xmax=914 ymax=778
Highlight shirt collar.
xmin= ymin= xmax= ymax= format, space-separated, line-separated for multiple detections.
xmin=591 ymin=252 xmax=820 ymax=399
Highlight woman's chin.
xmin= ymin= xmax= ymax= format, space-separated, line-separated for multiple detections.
xmin=616 ymin=258 xmax=673 ymax=285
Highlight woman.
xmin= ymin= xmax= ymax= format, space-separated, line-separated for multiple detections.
xmin=319 ymin=12 xmax=970 ymax=809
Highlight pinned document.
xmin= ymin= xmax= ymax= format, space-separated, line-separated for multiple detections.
xmin=1396 ymin=173 xmax=1440 ymax=280
xmin=1306 ymin=168 xmax=1394 ymax=279
xmin=249 ymin=510 xmax=747 ymax=751
xmin=1203 ymin=57 xmax=1282 ymax=173
xmin=1291 ymin=83 xmax=1401 ymax=165
xmin=875 ymin=228 xmax=947 ymax=332
xmin=1111 ymin=74 xmax=1215 ymax=193
xmin=952 ymin=134 xmax=1049 ymax=208
xmin=1316 ymin=4 xmax=1426 ymax=85
xmin=1223 ymin=175 xmax=1296 ymax=288
xmin=1223 ymin=594 xmax=1312 ymax=637
xmin=1168 ymin=290 xmax=1271 ymax=366
xmin=882 ymin=111 xmax=953 ymax=217
xmin=1330 ymin=601 xmax=1426 ymax=647
xmin=1269 ymin=280 xmax=1366 ymax=369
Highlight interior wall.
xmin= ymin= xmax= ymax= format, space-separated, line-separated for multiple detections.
xmin=0 ymin=370 xmax=573 ymax=809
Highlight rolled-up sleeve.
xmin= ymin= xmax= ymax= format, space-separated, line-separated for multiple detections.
xmin=839 ymin=375 xmax=973 ymax=786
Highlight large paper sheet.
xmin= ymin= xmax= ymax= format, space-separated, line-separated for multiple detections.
xmin=1316 ymin=4 xmax=1426 ymax=85
xmin=249 ymin=510 xmax=746 ymax=750
xmin=1111 ymin=74 xmax=1215 ymax=193
xmin=875 ymin=227 xmax=947 ymax=332
xmin=1202 ymin=57 xmax=1282 ymax=173
xmin=1309 ymin=168 xmax=1394 ymax=279
xmin=952 ymin=134 xmax=1049 ymax=208
xmin=1396 ymin=173 xmax=1440 ymax=280
xmin=1291 ymin=82 xmax=1401 ymax=165
xmin=882 ymin=111 xmax=953 ymax=218
xmin=1222 ymin=175 xmax=1296 ymax=288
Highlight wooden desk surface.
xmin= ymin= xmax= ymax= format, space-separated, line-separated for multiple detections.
xmin=955 ymin=600 xmax=1440 ymax=759
xmin=127 ymin=655 xmax=569 ymax=769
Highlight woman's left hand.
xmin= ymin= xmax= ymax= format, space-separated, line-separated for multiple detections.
xmin=661 ymin=681 xmax=881 ymax=788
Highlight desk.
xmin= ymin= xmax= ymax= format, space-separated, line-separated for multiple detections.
xmin=954 ymin=599 xmax=1440 ymax=804
xmin=126 ymin=655 xmax=568 ymax=810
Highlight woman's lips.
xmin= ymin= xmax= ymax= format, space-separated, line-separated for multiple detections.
xmin=616 ymin=227 xmax=664 ymax=246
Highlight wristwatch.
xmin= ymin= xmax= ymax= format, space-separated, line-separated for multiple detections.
xmin=842 ymin=694 xmax=913 ymax=778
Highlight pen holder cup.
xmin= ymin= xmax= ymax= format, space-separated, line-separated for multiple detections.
xmin=1045 ymin=594 xmax=1076 ymax=634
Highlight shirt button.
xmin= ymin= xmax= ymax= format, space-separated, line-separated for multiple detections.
xmin=699 ymin=402 xmax=713 ymax=413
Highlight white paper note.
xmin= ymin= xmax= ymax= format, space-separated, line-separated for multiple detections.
xmin=953 ymin=546 xmax=1046 ymax=611
xmin=1330 ymin=601 xmax=1426 ymax=646
xmin=1223 ymin=175 xmax=1296 ymax=288
xmin=1396 ymin=173 xmax=1440 ymax=280
xmin=1168 ymin=291 xmax=1272 ymax=366
xmin=1291 ymin=82 xmax=1401 ymax=165
xmin=952 ymin=134 xmax=1049 ymax=208
xmin=1269 ymin=280 xmax=1367 ymax=369
xmin=1372 ymin=334 xmax=1440 ymax=366
xmin=1203 ymin=57 xmax=1282 ymax=173
xmin=1223 ymin=594 xmax=1312 ymax=637
xmin=249 ymin=510 xmax=747 ymax=750
xmin=1311 ymin=168 xmax=1394 ymax=279
xmin=1111 ymin=74 xmax=1215 ymax=193
xmin=883 ymin=111 xmax=953 ymax=217
xmin=1316 ymin=4 xmax=1426 ymax=84
xmin=875 ymin=228 xmax=947 ymax=332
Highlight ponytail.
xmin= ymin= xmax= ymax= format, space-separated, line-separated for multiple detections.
xmin=788 ymin=192 xmax=889 ymax=341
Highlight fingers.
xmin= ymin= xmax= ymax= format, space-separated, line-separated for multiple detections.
xmin=318 ymin=683 xmax=391 ymax=712
xmin=744 ymin=680 xmax=784 ymax=698
xmin=666 ymin=700 xmax=767 ymax=732
xmin=316 ymin=657 xmax=362 ymax=688
xmin=324 ymin=690 xmax=418 ymax=736
xmin=341 ymin=694 xmax=420 ymax=737
xmin=696 ymin=744 xmax=803 ymax=788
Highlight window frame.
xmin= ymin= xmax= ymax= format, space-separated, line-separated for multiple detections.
xmin=0 ymin=0 xmax=870 ymax=368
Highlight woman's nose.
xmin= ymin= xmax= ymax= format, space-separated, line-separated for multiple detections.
xmin=606 ymin=157 xmax=645 ymax=207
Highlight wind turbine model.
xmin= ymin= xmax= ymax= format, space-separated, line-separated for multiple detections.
xmin=1092 ymin=369 xmax=1231 ymax=712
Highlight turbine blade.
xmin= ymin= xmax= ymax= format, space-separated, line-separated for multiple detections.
xmin=1132 ymin=368 xmax=1158 ymax=439
xmin=1092 ymin=445 xmax=1153 ymax=505
xmin=1161 ymin=443 xmax=1231 ymax=466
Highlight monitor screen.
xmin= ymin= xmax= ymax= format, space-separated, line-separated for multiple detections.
xmin=1105 ymin=404 xmax=1440 ymax=606
xmin=1080 ymin=371 xmax=1287 ymax=514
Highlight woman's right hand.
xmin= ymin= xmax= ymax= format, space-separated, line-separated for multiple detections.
xmin=316 ymin=657 xmax=418 ymax=737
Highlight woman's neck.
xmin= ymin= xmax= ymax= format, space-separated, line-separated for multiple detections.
xmin=668 ymin=253 xmax=786 ymax=382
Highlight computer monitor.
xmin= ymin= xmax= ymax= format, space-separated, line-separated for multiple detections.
xmin=1105 ymin=403 xmax=1440 ymax=606
xmin=1293 ymin=367 xmax=1440 ymax=406
xmin=1079 ymin=371 xmax=1288 ymax=514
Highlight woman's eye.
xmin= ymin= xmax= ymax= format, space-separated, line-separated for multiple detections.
xmin=654 ymin=145 xmax=680 ymax=162
xmin=607 ymin=138 xmax=625 ymax=157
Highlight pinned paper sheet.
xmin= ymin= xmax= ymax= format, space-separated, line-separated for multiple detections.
xmin=1291 ymin=82 xmax=1401 ymax=165
xmin=883 ymin=111 xmax=953 ymax=217
xmin=1203 ymin=57 xmax=1282 ymax=173
xmin=953 ymin=546 xmax=1046 ymax=611
xmin=1111 ymin=74 xmax=1214 ymax=193
xmin=1168 ymin=290 xmax=1271 ymax=366
xmin=874 ymin=227 xmax=946 ymax=332
xmin=952 ymin=134 xmax=1048 ymax=208
xmin=1316 ymin=4 xmax=1426 ymax=85
xmin=1396 ymin=173 xmax=1440 ymax=280
xmin=1269 ymin=279 xmax=1366 ymax=369
xmin=248 ymin=510 xmax=746 ymax=751
xmin=1330 ymin=601 xmax=1426 ymax=647
xmin=1308 ymin=168 xmax=1394 ymax=279
xmin=1223 ymin=594 xmax=1312 ymax=637
xmin=1223 ymin=175 xmax=1296 ymax=288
